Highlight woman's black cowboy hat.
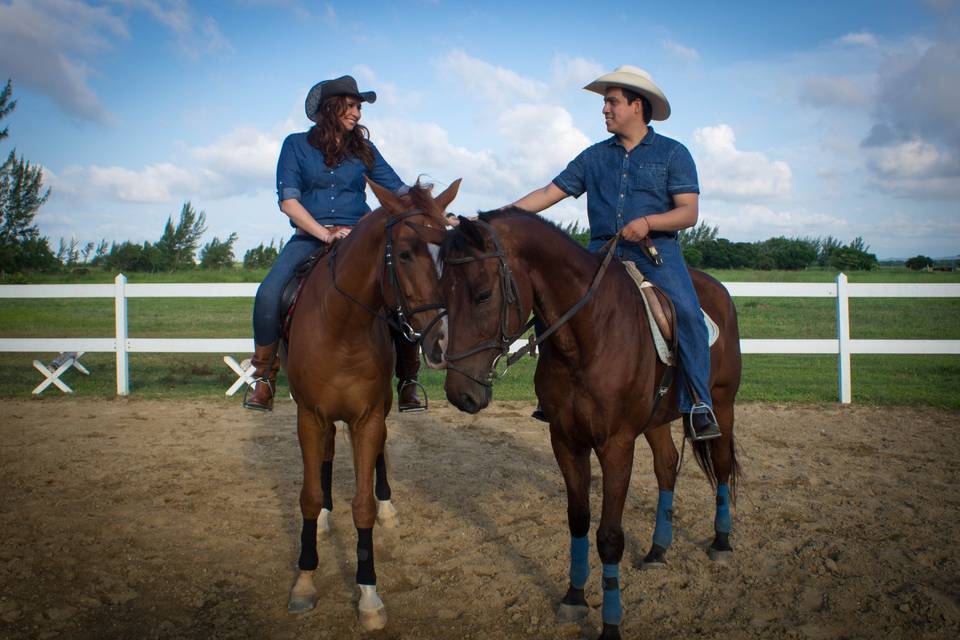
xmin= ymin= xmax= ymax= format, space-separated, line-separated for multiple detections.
xmin=305 ymin=75 xmax=377 ymax=122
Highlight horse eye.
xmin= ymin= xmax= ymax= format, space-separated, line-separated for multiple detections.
xmin=476 ymin=291 xmax=492 ymax=304
xmin=398 ymin=250 xmax=412 ymax=261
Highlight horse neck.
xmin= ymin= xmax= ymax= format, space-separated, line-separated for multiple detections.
xmin=320 ymin=214 xmax=387 ymax=319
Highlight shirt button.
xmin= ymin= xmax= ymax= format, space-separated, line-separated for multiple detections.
xmin=620 ymin=193 xmax=624 ymax=198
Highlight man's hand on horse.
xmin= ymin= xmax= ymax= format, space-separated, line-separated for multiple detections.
xmin=622 ymin=216 xmax=652 ymax=242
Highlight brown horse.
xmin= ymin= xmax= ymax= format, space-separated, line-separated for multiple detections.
xmin=284 ymin=178 xmax=459 ymax=630
xmin=426 ymin=209 xmax=741 ymax=640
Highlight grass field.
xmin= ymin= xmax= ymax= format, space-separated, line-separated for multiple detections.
xmin=2 ymin=266 xmax=958 ymax=408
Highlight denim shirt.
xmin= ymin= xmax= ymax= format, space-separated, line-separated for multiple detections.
xmin=276 ymin=132 xmax=407 ymax=227
xmin=552 ymin=127 xmax=699 ymax=257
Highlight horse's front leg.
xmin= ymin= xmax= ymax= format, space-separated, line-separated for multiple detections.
xmin=550 ymin=431 xmax=592 ymax=622
xmin=351 ymin=413 xmax=388 ymax=631
xmin=318 ymin=423 xmax=335 ymax=533
xmin=595 ymin=437 xmax=636 ymax=640
xmin=288 ymin=404 xmax=333 ymax=613
xmin=641 ymin=425 xmax=679 ymax=568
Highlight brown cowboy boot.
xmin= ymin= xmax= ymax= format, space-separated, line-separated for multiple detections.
xmin=243 ymin=341 xmax=281 ymax=411
xmin=394 ymin=336 xmax=425 ymax=412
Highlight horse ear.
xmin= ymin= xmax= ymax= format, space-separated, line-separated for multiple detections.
xmin=406 ymin=221 xmax=447 ymax=245
xmin=433 ymin=178 xmax=462 ymax=214
xmin=458 ymin=217 xmax=486 ymax=250
xmin=366 ymin=177 xmax=404 ymax=213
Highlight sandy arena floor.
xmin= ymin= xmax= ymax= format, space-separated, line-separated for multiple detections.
xmin=1 ymin=399 xmax=958 ymax=639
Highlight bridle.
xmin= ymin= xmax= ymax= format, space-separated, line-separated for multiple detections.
xmin=443 ymin=219 xmax=621 ymax=388
xmin=328 ymin=209 xmax=446 ymax=346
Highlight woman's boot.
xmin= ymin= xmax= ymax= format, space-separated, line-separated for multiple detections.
xmin=394 ymin=337 xmax=425 ymax=412
xmin=243 ymin=342 xmax=281 ymax=411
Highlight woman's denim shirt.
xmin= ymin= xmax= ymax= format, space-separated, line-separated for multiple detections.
xmin=276 ymin=132 xmax=407 ymax=227
xmin=552 ymin=127 xmax=699 ymax=256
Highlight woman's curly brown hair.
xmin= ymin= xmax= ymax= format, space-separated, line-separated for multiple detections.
xmin=307 ymin=95 xmax=375 ymax=169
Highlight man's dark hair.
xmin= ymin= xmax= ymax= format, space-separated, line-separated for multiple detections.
xmin=621 ymin=87 xmax=652 ymax=125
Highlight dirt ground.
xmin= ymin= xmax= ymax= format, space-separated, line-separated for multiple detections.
xmin=1 ymin=399 xmax=958 ymax=640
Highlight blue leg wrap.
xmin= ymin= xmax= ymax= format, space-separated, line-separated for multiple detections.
xmin=715 ymin=483 xmax=731 ymax=534
xmin=652 ymin=490 xmax=674 ymax=549
xmin=569 ymin=535 xmax=589 ymax=589
xmin=601 ymin=563 xmax=622 ymax=625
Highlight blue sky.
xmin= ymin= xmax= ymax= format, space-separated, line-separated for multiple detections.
xmin=1 ymin=0 xmax=958 ymax=259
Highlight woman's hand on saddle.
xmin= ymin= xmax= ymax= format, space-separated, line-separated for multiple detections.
xmin=622 ymin=216 xmax=651 ymax=242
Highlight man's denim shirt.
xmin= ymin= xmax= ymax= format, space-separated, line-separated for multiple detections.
xmin=276 ymin=132 xmax=406 ymax=227
xmin=552 ymin=127 xmax=699 ymax=256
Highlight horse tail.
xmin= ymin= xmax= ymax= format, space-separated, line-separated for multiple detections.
xmin=690 ymin=433 xmax=741 ymax=505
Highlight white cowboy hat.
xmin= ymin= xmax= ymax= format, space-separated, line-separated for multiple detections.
xmin=584 ymin=65 xmax=671 ymax=121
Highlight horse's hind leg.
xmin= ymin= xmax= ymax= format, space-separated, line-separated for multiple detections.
xmin=640 ymin=425 xmax=679 ymax=569
xmin=288 ymin=404 xmax=334 ymax=613
xmin=707 ymin=400 xmax=737 ymax=562
xmin=374 ymin=450 xmax=399 ymax=528
xmin=550 ymin=432 xmax=592 ymax=623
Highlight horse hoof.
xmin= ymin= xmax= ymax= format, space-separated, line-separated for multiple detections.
xmin=598 ymin=622 xmax=622 ymax=639
xmin=377 ymin=500 xmax=399 ymax=529
xmin=640 ymin=543 xmax=668 ymax=570
xmin=287 ymin=571 xmax=318 ymax=614
xmin=318 ymin=508 xmax=332 ymax=534
xmin=708 ymin=547 xmax=734 ymax=563
xmin=358 ymin=604 xmax=388 ymax=631
xmin=641 ymin=558 xmax=667 ymax=570
xmin=557 ymin=603 xmax=589 ymax=622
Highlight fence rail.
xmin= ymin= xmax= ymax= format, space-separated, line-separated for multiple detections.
xmin=1 ymin=274 xmax=958 ymax=401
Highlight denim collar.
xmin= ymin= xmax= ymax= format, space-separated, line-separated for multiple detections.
xmin=606 ymin=126 xmax=657 ymax=148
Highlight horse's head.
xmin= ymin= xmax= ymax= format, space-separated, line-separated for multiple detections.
xmin=366 ymin=177 xmax=458 ymax=368
xmin=439 ymin=214 xmax=531 ymax=413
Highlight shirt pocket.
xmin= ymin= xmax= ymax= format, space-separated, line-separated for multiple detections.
xmin=633 ymin=163 xmax=667 ymax=193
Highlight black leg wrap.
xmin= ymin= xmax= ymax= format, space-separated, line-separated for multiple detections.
xmin=298 ymin=518 xmax=319 ymax=570
xmin=320 ymin=460 xmax=333 ymax=511
xmin=596 ymin=527 xmax=625 ymax=565
xmin=712 ymin=531 xmax=733 ymax=552
xmin=356 ymin=527 xmax=376 ymax=585
xmin=374 ymin=453 xmax=391 ymax=501
xmin=568 ymin=511 xmax=590 ymax=539
xmin=561 ymin=586 xmax=587 ymax=607
xmin=599 ymin=622 xmax=622 ymax=640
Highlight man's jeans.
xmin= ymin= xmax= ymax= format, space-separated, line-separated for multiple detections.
xmin=253 ymin=234 xmax=324 ymax=346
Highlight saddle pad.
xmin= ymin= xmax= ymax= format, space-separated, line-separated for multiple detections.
xmin=621 ymin=261 xmax=720 ymax=365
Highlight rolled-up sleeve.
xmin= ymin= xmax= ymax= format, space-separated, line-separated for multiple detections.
xmin=552 ymin=150 xmax=588 ymax=198
xmin=368 ymin=143 xmax=408 ymax=195
xmin=276 ymin=135 xmax=302 ymax=204
xmin=666 ymin=144 xmax=700 ymax=195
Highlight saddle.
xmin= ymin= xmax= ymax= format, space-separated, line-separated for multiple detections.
xmin=621 ymin=261 xmax=720 ymax=366
xmin=279 ymin=245 xmax=331 ymax=341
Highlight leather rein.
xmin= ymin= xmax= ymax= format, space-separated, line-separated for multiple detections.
xmin=442 ymin=220 xmax=622 ymax=387
xmin=328 ymin=209 xmax=446 ymax=345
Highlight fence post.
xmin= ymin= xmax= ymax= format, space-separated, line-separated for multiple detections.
xmin=836 ymin=272 xmax=851 ymax=403
xmin=115 ymin=273 xmax=129 ymax=396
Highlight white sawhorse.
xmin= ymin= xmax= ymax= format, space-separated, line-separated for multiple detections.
xmin=223 ymin=356 xmax=255 ymax=396
xmin=32 ymin=352 xmax=90 ymax=395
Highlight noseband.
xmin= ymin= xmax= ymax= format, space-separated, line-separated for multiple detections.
xmin=443 ymin=221 xmax=621 ymax=388
xmin=329 ymin=209 xmax=446 ymax=346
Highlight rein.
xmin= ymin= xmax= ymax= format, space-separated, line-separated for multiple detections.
xmin=443 ymin=222 xmax=621 ymax=387
xmin=328 ymin=209 xmax=445 ymax=345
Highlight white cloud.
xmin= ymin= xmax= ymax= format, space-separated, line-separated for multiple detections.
xmin=836 ymin=31 xmax=879 ymax=48
xmin=692 ymin=124 xmax=792 ymax=201
xmin=662 ymin=39 xmax=700 ymax=62
xmin=436 ymin=49 xmax=547 ymax=105
xmin=707 ymin=204 xmax=848 ymax=238
xmin=496 ymin=104 xmax=590 ymax=182
xmin=798 ymin=75 xmax=870 ymax=109
xmin=863 ymin=139 xmax=960 ymax=197
xmin=551 ymin=55 xmax=605 ymax=88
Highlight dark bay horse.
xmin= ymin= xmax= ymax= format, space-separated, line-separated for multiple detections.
xmin=284 ymin=179 xmax=459 ymax=630
xmin=428 ymin=209 xmax=741 ymax=640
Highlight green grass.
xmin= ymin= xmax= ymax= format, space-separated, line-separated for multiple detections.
xmin=2 ymin=267 xmax=958 ymax=406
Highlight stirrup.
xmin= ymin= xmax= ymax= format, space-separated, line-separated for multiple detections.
xmin=684 ymin=402 xmax=721 ymax=442
xmin=397 ymin=379 xmax=427 ymax=413
xmin=242 ymin=376 xmax=274 ymax=410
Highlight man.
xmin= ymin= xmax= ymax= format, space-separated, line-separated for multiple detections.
xmin=507 ymin=65 xmax=720 ymax=440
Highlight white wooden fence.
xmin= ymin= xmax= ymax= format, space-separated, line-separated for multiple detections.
xmin=1 ymin=273 xmax=958 ymax=402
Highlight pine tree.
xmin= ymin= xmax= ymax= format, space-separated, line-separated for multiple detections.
xmin=155 ymin=201 xmax=207 ymax=271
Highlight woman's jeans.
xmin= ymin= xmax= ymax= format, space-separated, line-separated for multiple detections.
xmin=253 ymin=234 xmax=324 ymax=346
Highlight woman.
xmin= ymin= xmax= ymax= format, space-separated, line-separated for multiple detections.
xmin=244 ymin=75 xmax=423 ymax=412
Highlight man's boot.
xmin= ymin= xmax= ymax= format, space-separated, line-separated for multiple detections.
xmin=683 ymin=404 xmax=721 ymax=441
xmin=394 ymin=337 xmax=425 ymax=412
xmin=243 ymin=341 xmax=281 ymax=411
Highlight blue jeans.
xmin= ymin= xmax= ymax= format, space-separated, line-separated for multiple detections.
xmin=608 ymin=236 xmax=711 ymax=413
xmin=253 ymin=234 xmax=325 ymax=346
